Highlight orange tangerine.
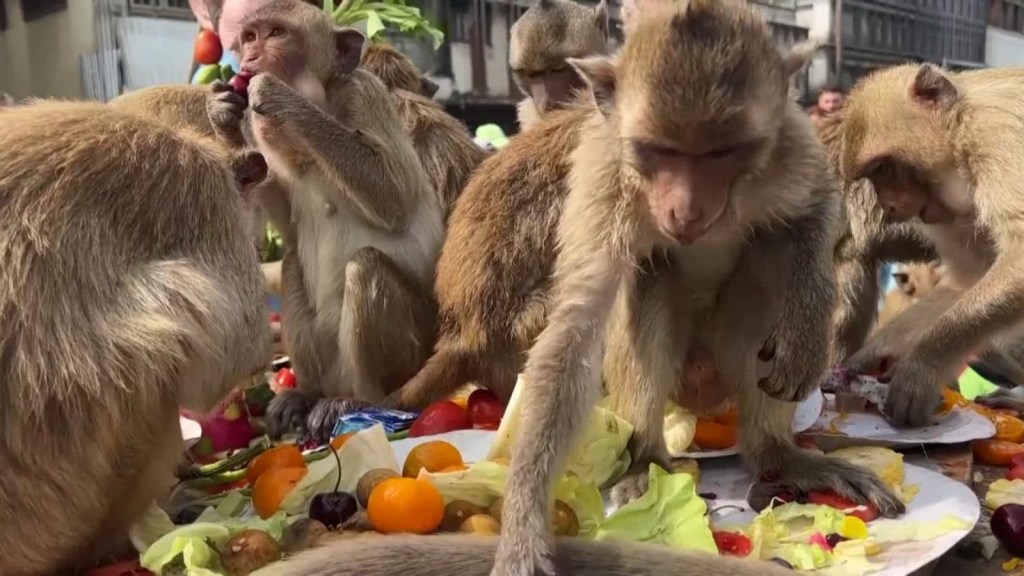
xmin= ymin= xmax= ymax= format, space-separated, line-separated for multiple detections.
xmin=367 ymin=477 xmax=445 ymax=534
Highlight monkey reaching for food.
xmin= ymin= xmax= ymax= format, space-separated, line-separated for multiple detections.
xmin=0 ymin=102 xmax=269 ymax=575
xmin=210 ymin=0 xmax=444 ymax=441
xmin=492 ymin=1 xmax=902 ymax=574
xmin=833 ymin=64 xmax=1024 ymax=426
xmin=510 ymin=0 xmax=610 ymax=130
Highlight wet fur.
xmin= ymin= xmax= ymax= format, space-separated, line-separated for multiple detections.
xmin=0 ymin=101 xmax=268 ymax=574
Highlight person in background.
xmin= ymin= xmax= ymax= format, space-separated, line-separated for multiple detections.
xmin=817 ymin=84 xmax=844 ymax=117
xmin=806 ymin=104 xmax=823 ymax=127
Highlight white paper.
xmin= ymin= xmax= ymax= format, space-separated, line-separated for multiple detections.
xmin=180 ymin=415 xmax=202 ymax=448
xmin=807 ymin=397 xmax=995 ymax=448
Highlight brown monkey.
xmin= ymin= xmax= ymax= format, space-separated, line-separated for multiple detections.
xmin=815 ymin=112 xmax=938 ymax=363
xmin=212 ymin=0 xmax=444 ymax=441
xmin=360 ymin=43 xmax=487 ymax=217
xmin=265 ymin=533 xmax=795 ymax=576
xmin=875 ymin=261 xmax=944 ymax=329
xmin=0 ymin=101 xmax=269 ymax=575
xmin=493 ymin=1 xmax=902 ymax=574
xmin=510 ymin=0 xmax=610 ymax=130
xmin=836 ymin=64 xmax=1024 ymax=426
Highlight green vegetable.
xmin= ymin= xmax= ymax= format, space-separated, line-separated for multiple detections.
xmin=594 ymin=463 xmax=716 ymax=553
xmin=195 ymin=64 xmax=222 ymax=85
xmin=220 ymin=63 xmax=235 ymax=83
xmin=329 ymin=0 xmax=445 ymax=49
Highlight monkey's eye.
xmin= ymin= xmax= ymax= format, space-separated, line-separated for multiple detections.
xmin=701 ymin=146 xmax=737 ymax=160
xmin=242 ymin=31 xmax=256 ymax=43
xmin=269 ymin=26 xmax=287 ymax=38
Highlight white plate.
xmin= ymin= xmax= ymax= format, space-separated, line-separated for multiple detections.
xmin=396 ymin=430 xmax=979 ymax=575
xmin=806 ymin=396 xmax=995 ymax=449
xmin=674 ymin=387 xmax=826 ymax=459
xmin=180 ymin=416 xmax=202 ymax=449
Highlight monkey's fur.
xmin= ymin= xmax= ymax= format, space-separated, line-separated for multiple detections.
xmin=0 ymin=102 xmax=269 ymax=575
xmin=835 ymin=64 xmax=1024 ymax=426
xmin=814 ymin=113 xmax=937 ymax=363
xmin=510 ymin=0 xmax=610 ymax=130
xmin=361 ymin=43 xmax=487 ymax=217
xmin=264 ymin=534 xmax=794 ymax=576
xmin=219 ymin=0 xmax=444 ymax=441
xmin=492 ymin=1 xmax=901 ymax=574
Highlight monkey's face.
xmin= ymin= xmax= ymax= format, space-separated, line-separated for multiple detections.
xmin=239 ymin=17 xmax=306 ymax=83
xmin=616 ymin=1 xmax=786 ymax=245
xmin=859 ymin=158 xmax=959 ymax=225
xmin=513 ymin=66 xmax=584 ymax=114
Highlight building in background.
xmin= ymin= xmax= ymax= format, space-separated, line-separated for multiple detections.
xmin=987 ymin=0 xmax=1024 ymax=66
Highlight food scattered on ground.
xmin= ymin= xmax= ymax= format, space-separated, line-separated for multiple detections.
xmin=219 ymin=529 xmax=281 ymax=576
xmin=403 ymin=439 xmax=465 ymax=478
xmin=367 ymin=477 xmax=446 ymax=534
xmin=973 ymin=439 xmax=1024 ymax=466
xmin=246 ymin=444 xmax=306 ymax=486
xmin=991 ymin=504 xmax=1024 ymax=558
xmin=253 ymin=467 xmax=308 ymax=519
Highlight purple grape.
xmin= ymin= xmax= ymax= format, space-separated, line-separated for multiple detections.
xmin=308 ymin=491 xmax=357 ymax=530
xmin=825 ymin=533 xmax=848 ymax=548
xmin=992 ymin=504 xmax=1024 ymax=558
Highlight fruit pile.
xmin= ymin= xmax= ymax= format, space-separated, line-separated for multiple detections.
xmin=945 ymin=386 xmax=1024 ymax=470
xmin=407 ymin=388 xmax=506 ymax=437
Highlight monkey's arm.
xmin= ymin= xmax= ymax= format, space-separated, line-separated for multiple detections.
xmin=831 ymin=238 xmax=880 ymax=365
xmin=248 ymin=74 xmax=424 ymax=233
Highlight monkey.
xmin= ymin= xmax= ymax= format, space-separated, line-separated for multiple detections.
xmin=814 ymin=112 xmax=939 ymax=364
xmin=834 ymin=63 xmax=1024 ymax=427
xmin=263 ymin=533 xmax=796 ymax=576
xmin=360 ymin=43 xmax=487 ymax=218
xmin=875 ymin=261 xmax=944 ymax=329
xmin=490 ymin=2 xmax=903 ymax=574
xmin=0 ymin=101 xmax=269 ymax=575
xmin=210 ymin=0 xmax=445 ymax=441
xmin=509 ymin=0 xmax=610 ymax=131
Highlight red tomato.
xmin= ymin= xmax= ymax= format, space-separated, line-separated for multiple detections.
xmin=409 ymin=401 xmax=472 ymax=437
xmin=712 ymin=531 xmax=752 ymax=557
xmin=1011 ymin=453 xmax=1024 ymax=470
xmin=268 ymin=312 xmax=281 ymax=323
xmin=1008 ymin=466 xmax=1024 ymax=481
xmin=807 ymin=491 xmax=880 ymax=522
xmin=467 ymin=388 xmax=505 ymax=427
xmin=194 ymin=29 xmax=223 ymax=66
xmin=83 ymin=559 xmax=153 ymax=576
xmin=274 ymin=367 xmax=297 ymax=391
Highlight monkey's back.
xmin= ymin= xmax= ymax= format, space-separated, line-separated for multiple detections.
xmin=109 ymin=83 xmax=218 ymax=140
xmin=435 ymin=106 xmax=588 ymax=349
xmin=0 ymin=101 xmax=245 ymax=573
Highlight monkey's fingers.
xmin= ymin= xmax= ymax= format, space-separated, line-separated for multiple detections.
xmin=210 ymin=80 xmax=233 ymax=94
xmin=975 ymin=389 xmax=1024 ymax=411
xmin=266 ymin=390 xmax=315 ymax=439
xmin=608 ymin=468 xmax=651 ymax=508
xmin=882 ymin=382 xmax=939 ymax=429
xmin=771 ymin=454 xmax=906 ymax=519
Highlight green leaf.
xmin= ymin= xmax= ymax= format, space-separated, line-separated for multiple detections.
xmin=366 ymin=11 xmax=386 ymax=39
xmin=323 ymin=0 xmax=335 ymax=13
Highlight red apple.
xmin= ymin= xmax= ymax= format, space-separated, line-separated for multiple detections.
xmin=467 ymin=388 xmax=505 ymax=428
xmin=408 ymin=401 xmax=472 ymax=437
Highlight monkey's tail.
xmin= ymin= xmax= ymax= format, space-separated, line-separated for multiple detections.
xmin=264 ymin=534 xmax=792 ymax=576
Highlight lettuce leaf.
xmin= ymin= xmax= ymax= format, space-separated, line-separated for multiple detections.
xmin=593 ymin=463 xmax=716 ymax=553
xmin=867 ymin=516 xmax=973 ymax=542
xmin=985 ymin=479 xmax=1024 ymax=509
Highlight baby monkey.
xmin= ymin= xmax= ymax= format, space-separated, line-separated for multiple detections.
xmin=837 ymin=64 xmax=1024 ymax=426
xmin=494 ymin=1 xmax=902 ymax=574
xmin=0 ymin=102 xmax=269 ymax=574
xmin=510 ymin=0 xmax=610 ymax=130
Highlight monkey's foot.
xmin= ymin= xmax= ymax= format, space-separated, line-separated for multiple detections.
xmin=491 ymin=533 xmax=555 ymax=576
xmin=265 ymin=390 xmax=316 ymax=439
xmin=750 ymin=449 xmax=905 ymax=519
xmin=306 ymin=397 xmax=375 ymax=443
xmin=609 ymin=466 xmax=654 ymax=508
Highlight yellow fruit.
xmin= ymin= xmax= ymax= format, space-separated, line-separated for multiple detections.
xmin=827 ymin=446 xmax=905 ymax=499
xmin=402 ymin=440 xmax=464 ymax=478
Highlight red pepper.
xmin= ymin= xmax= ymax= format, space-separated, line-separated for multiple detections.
xmin=713 ymin=531 xmax=752 ymax=557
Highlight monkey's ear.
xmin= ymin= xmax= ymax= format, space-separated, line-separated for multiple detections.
xmin=232 ymin=151 xmax=269 ymax=199
xmin=333 ymin=27 xmax=367 ymax=75
xmin=567 ymin=56 xmax=617 ymax=111
xmin=421 ymin=77 xmax=440 ymax=98
xmin=782 ymin=40 xmax=819 ymax=78
xmin=910 ymin=64 xmax=958 ymax=109
xmin=594 ymin=0 xmax=610 ymax=37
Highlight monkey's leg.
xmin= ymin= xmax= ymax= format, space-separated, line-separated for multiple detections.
xmin=266 ymin=248 xmax=333 ymax=438
xmin=304 ymin=246 xmax=440 ymax=441
xmin=605 ymin=261 xmax=686 ymax=506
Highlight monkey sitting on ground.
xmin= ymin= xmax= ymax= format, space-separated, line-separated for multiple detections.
xmin=360 ymin=43 xmax=487 ymax=218
xmin=0 ymin=101 xmax=269 ymax=575
xmin=209 ymin=0 xmax=444 ymax=441
xmin=510 ymin=0 xmax=610 ymax=131
xmin=487 ymin=1 xmax=901 ymax=573
xmin=875 ymin=261 xmax=944 ymax=329
xmin=814 ymin=112 xmax=938 ymax=363
xmin=835 ymin=64 xmax=1024 ymax=426
xmin=264 ymin=533 xmax=795 ymax=576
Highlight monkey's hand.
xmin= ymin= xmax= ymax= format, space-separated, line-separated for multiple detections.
xmin=207 ymin=81 xmax=247 ymax=146
xmin=757 ymin=322 xmax=829 ymax=402
xmin=882 ymin=354 xmax=944 ymax=428
xmin=265 ymin=389 xmax=316 ymax=439
xmin=976 ymin=387 xmax=1024 ymax=411
xmin=491 ymin=527 xmax=556 ymax=576
xmin=248 ymin=73 xmax=300 ymax=123
xmin=305 ymin=397 xmax=375 ymax=443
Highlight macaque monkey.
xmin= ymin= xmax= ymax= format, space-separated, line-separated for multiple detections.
xmin=360 ymin=43 xmax=487 ymax=216
xmin=213 ymin=0 xmax=443 ymax=441
xmin=836 ymin=64 xmax=1024 ymax=426
xmin=814 ymin=112 xmax=938 ymax=363
xmin=510 ymin=0 xmax=610 ymax=130
xmin=0 ymin=102 xmax=269 ymax=575
xmin=875 ymin=261 xmax=944 ymax=329
xmin=267 ymin=533 xmax=795 ymax=576
xmin=494 ymin=1 xmax=902 ymax=574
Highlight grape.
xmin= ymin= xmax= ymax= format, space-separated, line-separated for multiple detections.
xmin=230 ymin=71 xmax=254 ymax=100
